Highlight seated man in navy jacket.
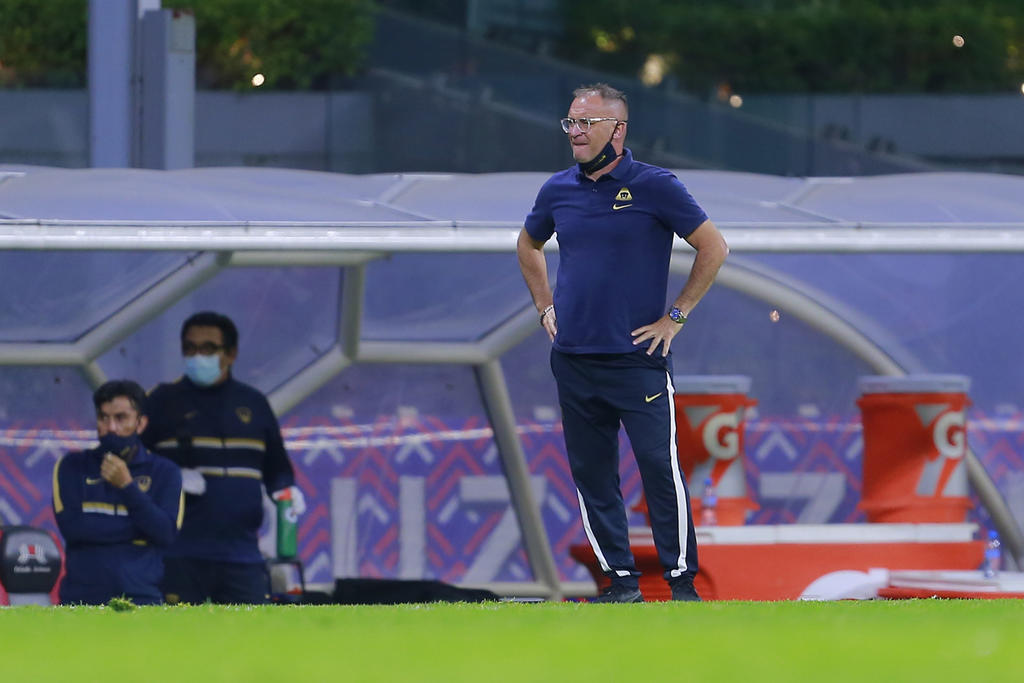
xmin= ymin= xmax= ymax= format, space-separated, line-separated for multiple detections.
xmin=52 ymin=380 xmax=183 ymax=605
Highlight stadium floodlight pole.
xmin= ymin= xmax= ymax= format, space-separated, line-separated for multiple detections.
xmin=88 ymin=0 xmax=135 ymax=168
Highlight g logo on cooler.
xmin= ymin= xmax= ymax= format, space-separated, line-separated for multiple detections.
xmin=932 ymin=410 xmax=965 ymax=460
xmin=702 ymin=411 xmax=740 ymax=460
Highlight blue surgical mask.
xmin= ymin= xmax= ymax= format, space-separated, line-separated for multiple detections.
xmin=98 ymin=432 xmax=140 ymax=461
xmin=184 ymin=353 xmax=223 ymax=386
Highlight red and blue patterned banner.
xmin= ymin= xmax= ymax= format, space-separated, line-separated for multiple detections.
xmin=1 ymin=410 xmax=1021 ymax=586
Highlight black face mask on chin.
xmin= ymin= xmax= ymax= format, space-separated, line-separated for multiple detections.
xmin=577 ymin=126 xmax=622 ymax=176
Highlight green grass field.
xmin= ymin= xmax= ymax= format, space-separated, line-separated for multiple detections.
xmin=2 ymin=600 xmax=1022 ymax=681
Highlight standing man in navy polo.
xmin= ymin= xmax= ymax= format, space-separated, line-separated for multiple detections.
xmin=144 ymin=311 xmax=304 ymax=604
xmin=517 ymin=83 xmax=728 ymax=602
xmin=53 ymin=380 xmax=183 ymax=605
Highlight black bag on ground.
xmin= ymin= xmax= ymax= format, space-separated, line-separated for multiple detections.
xmin=315 ymin=578 xmax=498 ymax=605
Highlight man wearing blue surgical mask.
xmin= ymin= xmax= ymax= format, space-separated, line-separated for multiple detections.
xmin=53 ymin=380 xmax=184 ymax=605
xmin=143 ymin=311 xmax=305 ymax=604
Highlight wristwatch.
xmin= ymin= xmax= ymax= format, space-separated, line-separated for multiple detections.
xmin=668 ymin=307 xmax=688 ymax=324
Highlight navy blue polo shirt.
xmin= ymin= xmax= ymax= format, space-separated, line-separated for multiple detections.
xmin=524 ymin=149 xmax=708 ymax=354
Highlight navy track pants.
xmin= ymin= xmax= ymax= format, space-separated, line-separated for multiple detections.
xmin=551 ymin=349 xmax=698 ymax=585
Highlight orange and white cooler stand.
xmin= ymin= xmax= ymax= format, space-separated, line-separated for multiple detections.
xmin=571 ymin=374 xmax=986 ymax=601
xmin=856 ymin=374 xmax=972 ymax=523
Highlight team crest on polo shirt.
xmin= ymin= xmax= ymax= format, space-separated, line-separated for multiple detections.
xmin=612 ymin=187 xmax=634 ymax=211
xmin=236 ymin=406 xmax=253 ymax=424
xmin=136 ymin=475 xmax=152 ymax=492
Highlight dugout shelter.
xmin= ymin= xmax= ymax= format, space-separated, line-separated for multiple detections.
xmin=1 ymin=165 xmax=1023 ymax=599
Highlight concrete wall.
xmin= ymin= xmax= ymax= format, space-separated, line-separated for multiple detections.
xmin=0 ymin=90 xmax=375 ymax=172
xmin=0 ymin=84 xmax=572 ymax=174
xmin=195 ymin=91 xmax=375 ymax=171
xmin=3 ymin=88 xmax=1023 ymax=174
xmin=0 ymin=90 xmax=90 ymax=167
xmin=744 ymin=94 xmax=1024 ymax=171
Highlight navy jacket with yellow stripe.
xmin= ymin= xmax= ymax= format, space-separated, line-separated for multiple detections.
xmin=52 ymin=443 xmax=183 ymax=605
xmin=143 ymin=375 xmax=296 ymax=564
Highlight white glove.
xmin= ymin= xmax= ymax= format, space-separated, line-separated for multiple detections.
xmin=271 ymin=486 xmax=306 ymax=516
xmin=180 ymin=468 xmax=207 ymax=495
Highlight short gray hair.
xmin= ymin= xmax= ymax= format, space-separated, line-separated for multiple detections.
xmin=573 ymin=83 xmax=628 ymax=114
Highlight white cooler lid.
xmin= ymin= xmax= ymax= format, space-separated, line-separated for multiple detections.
xmin=672 ymin=375 xmax=752 ymax=395
xmin=857 ymin=374 xmax=970 ymax=394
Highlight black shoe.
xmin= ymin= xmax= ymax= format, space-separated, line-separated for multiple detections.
xmin=670 ymin=576 xmax=702 ymax=602
xmin=592 ymin=584 xmax=644 ymax=603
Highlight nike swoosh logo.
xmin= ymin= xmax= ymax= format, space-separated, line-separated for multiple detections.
xmin=86 ymin=477 xmax=104 ymax=485
xmin=612 ymin=203 xmax=633 ymax=210
xmin=645 ymin=393 xmax=662 ymax=403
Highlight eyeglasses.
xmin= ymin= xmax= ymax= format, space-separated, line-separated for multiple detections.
xmin=182 ymin=341 xmax=225 ymax=356
xmin=560 ymin=117 xmax=626 ymax=133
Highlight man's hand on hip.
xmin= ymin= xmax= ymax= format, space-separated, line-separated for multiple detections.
xmin=631 ymin=315 xmax=683 ymax=357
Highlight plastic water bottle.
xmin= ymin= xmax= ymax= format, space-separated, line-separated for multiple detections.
xmin=701 ymin=477 xmax=718 ymax=526
xmin=982 ymin=529 xmax=1001 ymax=579
xmin=276 ymin=490 xmax=299 ymax=559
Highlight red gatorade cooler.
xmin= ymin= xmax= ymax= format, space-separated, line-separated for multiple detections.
xmin=856 ymin=375 xmax=971 ymax=523
xmin=673 ymin=375 xmax=759 ymax=525
xmin=633 ymin=375 xmax=759 ymax=526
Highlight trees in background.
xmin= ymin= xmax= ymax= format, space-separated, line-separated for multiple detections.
xmin=162 ymin=0 xmax=373 ymax=89
xmin=0 ymin=0 xmax=86 ymax=87
xmin=0 ymin=0 xmax=373 ymax=90
xmin=559 ymin=0 xmax=1024 ymax=94
xmin=2 ymin=0 xmax=1022 ymax=93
